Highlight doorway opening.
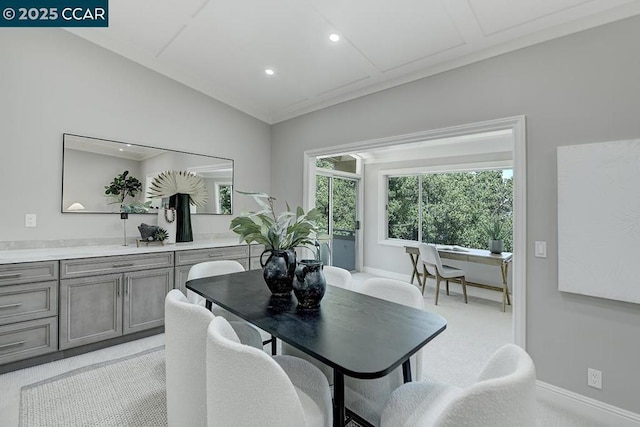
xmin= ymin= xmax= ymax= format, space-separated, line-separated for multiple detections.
xmin=303 ymin=116 xmax=526 ymax=348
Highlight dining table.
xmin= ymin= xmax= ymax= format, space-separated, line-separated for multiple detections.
xmin=187 ymin=269 xmax=447 ymax=427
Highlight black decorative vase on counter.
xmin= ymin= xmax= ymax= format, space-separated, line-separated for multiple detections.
xmin=169 ymin=193 xmax=193 ymax=242
xmin=260 ymin=249 xmax=296 ymax=296
xmin=293 ymin=259 xmax=326 ymax=310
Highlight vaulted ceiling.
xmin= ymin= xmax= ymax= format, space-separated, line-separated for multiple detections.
xmin=68 ymin=0 xmax=640 ymax=124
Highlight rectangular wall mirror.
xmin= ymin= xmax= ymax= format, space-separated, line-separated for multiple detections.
xmin=62 ymin=133 xmax=234 ymax=214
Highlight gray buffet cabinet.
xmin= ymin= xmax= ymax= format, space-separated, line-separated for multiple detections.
xmin=0 ymin=242 xmax=263 ymax=373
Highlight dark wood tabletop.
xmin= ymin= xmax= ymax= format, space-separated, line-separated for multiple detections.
xmin=186 ymin=268 xmax=447 ymax=426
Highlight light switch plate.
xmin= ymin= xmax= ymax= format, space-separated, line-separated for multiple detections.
xmin=534 ymin=241 xmax=547 ymax=258
xmin=25 ymin=214 xmax=37 ymax=228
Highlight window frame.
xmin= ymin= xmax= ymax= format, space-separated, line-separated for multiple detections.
xmin=378 ymin=160 xmax=513 ymax=247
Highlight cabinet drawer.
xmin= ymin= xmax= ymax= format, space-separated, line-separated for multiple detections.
xmin=0 ymin=281 xmax=57 ymax=326
xmin=175 ymin=246 xmax=248 ymax=266
xmin=0 ymin=261 xmax=58 ymax=286
xmin=0 ymin=317 xmax=57 ymax=364
xmin=61 ymin=252 xmax=174 ymax=279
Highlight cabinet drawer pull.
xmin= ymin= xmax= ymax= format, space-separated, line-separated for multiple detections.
xmin=0 ymin=340 xmax=26 ymax=349
xmin=0 ymin=303 xmax=22 ymax=309
xmin=126 ymin=278 xmax=130 ymax=295
xmin=0 ymin=273 xmax=21 ymax=280
xmin=112 ymin=263 xmax=134 ymax=268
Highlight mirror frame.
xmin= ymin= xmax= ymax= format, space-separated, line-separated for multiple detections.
xmin=61 ymin=133 xmax=234 ymax=215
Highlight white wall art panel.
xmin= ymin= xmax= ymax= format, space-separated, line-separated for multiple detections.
xmin=557 ymin=139 xmax=640 ymax=303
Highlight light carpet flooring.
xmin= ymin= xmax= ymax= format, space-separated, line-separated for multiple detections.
xmin=0 ymin=273 xmax=605 ymax=427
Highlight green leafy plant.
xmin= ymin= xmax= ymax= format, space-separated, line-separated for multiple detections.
xmin=153 ymin=227 xmax=169 ymax=241
xmin=105 ymin=171 xmax=142 ymax=205
xmin=230 ymin=191 xmax=325 ymax=251
xmin=482 ymin=216 xmax=504 ymax=240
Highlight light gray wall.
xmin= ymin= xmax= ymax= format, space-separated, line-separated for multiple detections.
xmin=272 ymin=16 xmax=640 ymax=413
xmin=0 ymin=29 xmax=270 ymax=243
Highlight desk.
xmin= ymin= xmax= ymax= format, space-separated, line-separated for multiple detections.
xmin=405 ymin=246 xmax=513 ymax=311
xmin=187 ymin=269 xmax=447 ymax=427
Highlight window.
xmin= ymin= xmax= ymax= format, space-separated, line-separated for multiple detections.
xmin=386 ymin=169 xmax=513 ymax=251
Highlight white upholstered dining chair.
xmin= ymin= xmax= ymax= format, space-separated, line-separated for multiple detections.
xmin=321 ymin=265 xmax=352 ymax=289
xmin=380 ymin=344 xmax=537 ymax=427
xmin=281 ymin=264 xmax=352 ymax=385
xmin=164 ymin=289 xmax=262 ymax=427
xmin=418 ymin=243 xmax=467 ymax=305
xmin=344 ymin=277 xmax=426 ymax=426
xmin=206 ymin=316 xmax=333 ymax=427
xmin=186 ymin=260 xmax=245 ymax=309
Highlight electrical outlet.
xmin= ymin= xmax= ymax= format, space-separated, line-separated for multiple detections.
xmin=25 ymin=214 xmax=37 ymax=228
xmin=534 ymin=241 xmax=547 ymax=258
xmin=588 ymin=368 xmax=602 ymax=390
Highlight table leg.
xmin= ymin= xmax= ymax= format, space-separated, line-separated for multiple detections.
xmin=402 ymin=360 xmax=412 ymax=383
xmin=205 ymin=300 xmax=212 ymax=311
xmin=500 ymin=262 xmax=511 ymax=312
xmin=409 ymin=253 xmax=418 ymax=285
xmin=333 ymin=371 xmax=345 ymax=427
xmin=271 ymin=335 xmax=277 ymax=355
xmin=408 ymin=253 xmax=424 ymax=289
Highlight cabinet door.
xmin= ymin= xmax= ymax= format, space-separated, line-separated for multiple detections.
xmin=60 ymin=273 xmax=122 ymax=350
xmin=174 ymin=264 xmax=193 ymax=295
xmin=123 ymin=268 xmax=173 ymax=335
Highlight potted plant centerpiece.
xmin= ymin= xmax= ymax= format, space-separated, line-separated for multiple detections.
xmin=230 ymin=191 xmax=325 ymax=298
xmin=483 ymin=216 xmax=504 ymax=254
xmin=104 ymin=170 xmax=152 ymax=213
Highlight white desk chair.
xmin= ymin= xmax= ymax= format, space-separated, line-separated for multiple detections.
xmin=381 ymin=344 xmax=537 ymax=427
xmin=206 ymin=316 xmax=333 ymax=427
xmin=418 ymin=243 xmax=468 ymax=305
xmin=281 ymin=264 xmax=352 ymax=384
xmin=164 ymin=290 xmax=261 ymax=427
xmin=344 ymin=277 xmax=426 ymax=426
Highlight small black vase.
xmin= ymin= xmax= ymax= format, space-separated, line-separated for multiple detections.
xmin=293 ymin=259 xmax=326 ymax=310
xmin=169 ymin=193 xmax=192 ymax=242
xmin=260 ymin=249 xmax=296 ymax=296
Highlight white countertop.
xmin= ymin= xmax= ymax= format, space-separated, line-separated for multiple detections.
xmin=0 ymin=238 xmax=249 ymax=264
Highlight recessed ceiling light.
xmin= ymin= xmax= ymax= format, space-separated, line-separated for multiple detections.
xmin=329 ymin=33 xmax=340 ymax=42
xmin=119 ymin=148 xmax=124 ymax=151
xmin=126 ymin=144 xmax=131 ymax=147
xmin=265 ymin=68 xmax=275 ymax=76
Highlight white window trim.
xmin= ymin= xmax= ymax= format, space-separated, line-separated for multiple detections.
xmin=378 ymin=160 xmax=513 ymax=246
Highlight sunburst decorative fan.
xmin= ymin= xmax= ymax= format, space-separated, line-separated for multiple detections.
xmin=147 ymin=170 xmax=208 ymax=207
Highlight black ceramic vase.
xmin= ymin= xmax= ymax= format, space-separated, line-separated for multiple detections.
xmin=260 ymin=249 xmax=296 ymax=296
xmin=293 ymin=259 xmax=326 ymax=309
xmin=169 ymin=193 xmax=193 ymax=242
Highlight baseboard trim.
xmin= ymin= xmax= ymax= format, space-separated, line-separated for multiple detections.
xmin=362 ymin=266 xmax=410 ymax=282
xmin=537 ymin=381 xmax=640 ymax=426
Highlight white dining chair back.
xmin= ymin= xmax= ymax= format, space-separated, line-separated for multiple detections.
xmin=165 ymin=289 xmax=216 ymax=427
xmin=206 ymin=317 xmax=333 ymax=427
xmin=165 ymin=289 xmax=262 ymax=427
xmin=344 ymin=277 xmax=426 ymax=426
xmin=380 ymin=344 xmax=537 ymax=427
xmin=322 ymin=265 xmax=352 ymax=289
xmin=186 ymin=260 xmax=245 ymax=306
